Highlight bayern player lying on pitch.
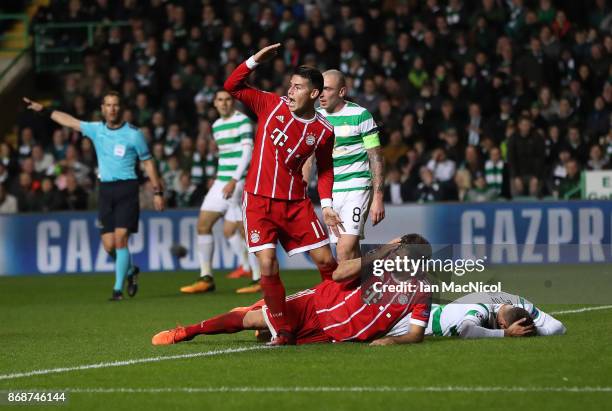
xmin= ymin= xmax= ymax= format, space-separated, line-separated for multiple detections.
xmin=223 ymin=43 xmax=344 ymax=345
xmin=152 ymin=234 xmax=433 ymax=346
xmin=425 ymin=292 xmax=566 ymax=338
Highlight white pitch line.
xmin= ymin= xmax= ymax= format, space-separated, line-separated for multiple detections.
xmin=551 ymin=305 xmax=612 ymax=315
xmin=7 ymin=386 xmax=612 ymax=394
xmin=0 ymin=346 xmax=266 ymax=381
xmin=1 ymin=305 xmax=612 ymax=383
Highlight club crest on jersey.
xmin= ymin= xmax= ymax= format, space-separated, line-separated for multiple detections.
xmin=305 ymin=133 xmax=316 ymax=146
xmin=250 ymin=230 xmax=261 ymax=243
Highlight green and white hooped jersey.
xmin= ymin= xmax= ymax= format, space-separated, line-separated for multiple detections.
xmin=211 ymin=111 xmax=253 ymax=182
xmin=317 ymin=101 xmax=380 ymax=193
xmin=426 ymin=292 xmax=540 ymax=337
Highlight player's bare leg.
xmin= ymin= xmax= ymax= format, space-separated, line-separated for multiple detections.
xmin=308 ymin=245 xmax=338 ymax=281
xmin=256 ymin=248 xmax=294 ymax=345
xmin=335 ymin=234 xmax=361 ymax=262
xmin=180 ymin=210 xmax=222 ymax=294
xmin=152 ymin=308 xmax=266 ymax=345
xmin=224 ymin=220 xmax=251 ymax=279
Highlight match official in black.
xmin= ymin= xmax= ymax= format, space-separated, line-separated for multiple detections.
xmin=24 ymin=92 xmax=165 ymax=300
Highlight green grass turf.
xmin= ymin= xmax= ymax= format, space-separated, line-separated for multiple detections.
xmin=1 ymin=268 xmax=611 ymax=411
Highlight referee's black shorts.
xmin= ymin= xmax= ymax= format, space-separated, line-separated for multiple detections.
xmin=98 ymin=179 xmax=140 ymax=234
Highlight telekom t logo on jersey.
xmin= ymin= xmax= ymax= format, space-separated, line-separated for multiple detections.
xmin=271 ymin=127 xmax=289 ymax=147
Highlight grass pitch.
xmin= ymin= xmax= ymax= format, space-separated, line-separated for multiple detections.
xmin=1 ymin=268 xmax=611 ymax=411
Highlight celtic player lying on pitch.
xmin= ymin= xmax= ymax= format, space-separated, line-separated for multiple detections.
xmin=152 ymin=234 xmax=433 ymax=346
xmin=424 ymin=292 xmax=566 ymax=338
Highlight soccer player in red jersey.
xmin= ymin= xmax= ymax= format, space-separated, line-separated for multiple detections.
xmin=223 ymin=44 xmax=344 ymax=345
xmin=152 ymin=234 xmax=432 ymax=346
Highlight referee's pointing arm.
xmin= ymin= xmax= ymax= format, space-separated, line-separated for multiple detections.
xmin=23 ymin=97 xmax=82 ymax=131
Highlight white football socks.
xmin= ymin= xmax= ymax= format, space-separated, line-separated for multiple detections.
xmin=197 ymin=234 xmax=214 ymax=278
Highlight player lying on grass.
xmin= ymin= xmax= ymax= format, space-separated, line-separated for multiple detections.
xmin=425 ymin=292 xmax=566 ymax=338
xmin=152 ymin=234 xmax=433 ymax=346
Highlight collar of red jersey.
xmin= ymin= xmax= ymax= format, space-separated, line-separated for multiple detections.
xmin=281 ymin=97 xmax=317 ymax=124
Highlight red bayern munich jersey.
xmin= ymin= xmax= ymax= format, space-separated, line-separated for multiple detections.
xmin=313 ymin=279 xmax=431 ymax=342
xmin=224 ymin=61 xmax=335 ymax=201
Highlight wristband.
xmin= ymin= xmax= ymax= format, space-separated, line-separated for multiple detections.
xmin=320 ymin=198 xmax=332 ymax=209
xmin=40 ymin=108 xmax=54 ymax=118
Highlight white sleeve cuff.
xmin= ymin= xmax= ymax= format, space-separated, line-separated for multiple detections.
xmin=320 ymin=198 xmax=332 ymax=209
xmin=409 ymin=319 xmax=427 ymax=328
xmin=246 ymin=56 xmax=259 ymax=70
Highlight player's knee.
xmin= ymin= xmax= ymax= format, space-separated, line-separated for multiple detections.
xmin=197 ymin=219 xmax=213 ymax=235
xmin=222 ymin=224 xmax=235 ymax=238
xmin=257 ymin=254 xmax=278 ymax=275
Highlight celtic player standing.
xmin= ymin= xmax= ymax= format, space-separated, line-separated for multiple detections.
xmin=316 ymin=69 xmax=385 ymax=261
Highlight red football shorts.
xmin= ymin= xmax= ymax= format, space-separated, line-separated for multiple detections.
xmin=260 ymin=289 xmax=331 ymax=345
xmin=242 ymin=192 xmax=329 ymax=256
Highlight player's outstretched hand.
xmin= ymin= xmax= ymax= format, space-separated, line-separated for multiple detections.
xmin=23 ymin=97 xmax=43 ymax=112
xmin=370 ymin=198 xmax=385 ymax=226
xmin=370 ymin=337 xmax=395 ymax=346
xmin=322 ymin=207 xmax=344 ymax=238
xmin=253 ymin=43 xmax=281 ymax=64
xmin=504 ymin=318 xmax=536 ymax=337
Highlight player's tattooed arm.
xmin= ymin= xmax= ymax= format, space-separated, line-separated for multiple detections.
xmin=367 ymin=146 xmax=385 ymax=226
xmin=332 ymin=257 xmax=361 ymax=281
xmin=370 ymin=325 xmax=425 ymax=346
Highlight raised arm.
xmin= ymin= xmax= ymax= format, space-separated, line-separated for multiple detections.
xmin=23 ymin=97 xmax=81 ymax=131
xmin=223 ymin=44 xmax=281 ymax=115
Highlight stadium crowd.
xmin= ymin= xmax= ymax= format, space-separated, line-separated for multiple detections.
xmin=1 ymin=0 xmax=611 ymax=214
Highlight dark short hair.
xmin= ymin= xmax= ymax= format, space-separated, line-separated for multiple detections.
xmin=399 ymin=233 xmax=433 ymax=260
xmin=214 ymin=89 xmax=231 ymax=99
xmin=293 ymin=65 xmax=323 ymax=93
xmin=503 ymin=307 xmax=536 ymax=335
xmin=102 ymin=91 xmax=122 ymax=105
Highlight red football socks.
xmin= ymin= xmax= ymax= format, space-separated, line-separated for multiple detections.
xmin=185 ymin=310 xmax=247 ymax=337
xmin=260 ymin=274 xmax=290 ymax=333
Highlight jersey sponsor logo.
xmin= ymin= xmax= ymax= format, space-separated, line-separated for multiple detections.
xmin=271 ymin=128 xmax=289 ymax=147
xmin=305 ymin=133 xmax=316 ymax=146
xmin=113 ymin=144 xmax=126 ymax=157
xmin=276 ymin=115 xmax=285 ymax=123
xmin=249 ymin=230 xmax=261 ymax=244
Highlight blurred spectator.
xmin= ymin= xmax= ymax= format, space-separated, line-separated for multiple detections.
xmin=555 ymin=159 xmax=582 ymax=199
xmin=587 ymin=145 xmax=609 ymax=170
xmin=507 ymin=116 xmax=545 ymax=197
xmin=31 ymin=144 xmax=54 ymax=175
xmin=382 ymin=130 xmax=409 ymax=167
xmin=484 ymin=146 xmax=506 ymax=196
xmin=415 ymin=167 xmax=445 ymax=203
xmin=465 ymin=172 xmax=499 ymax=202
xmin=383 ymin=167 xmax=410 ymax=204
xmin=61 ymin=172 xmax=88 ymax=210
xmin=426 ymin=147 xmax=456 ymax=183
xmin=0 ymin=183 xmax=17 ymax=213
xmin=174 ymin=170 xmax=199 ymax=208
xmin=39 ymin=177 xmax=65 ymax=212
